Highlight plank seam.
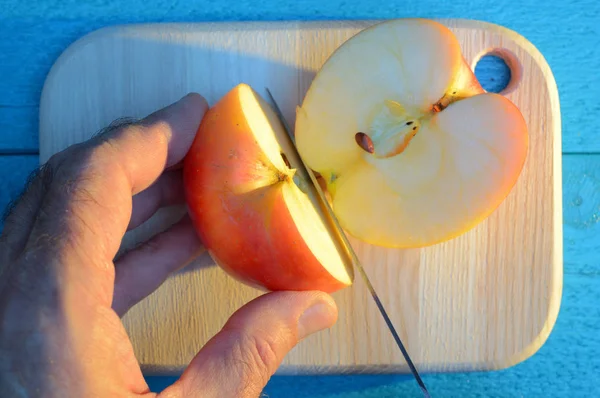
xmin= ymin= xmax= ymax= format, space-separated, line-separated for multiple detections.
xmin=0 ymin=150 xmax=39 ymax=156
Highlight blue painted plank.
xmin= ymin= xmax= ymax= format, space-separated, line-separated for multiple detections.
xmin=0 ymin=0 xmax=598 ymax=151
xmin=563 ymin=154 xmax=600 ymax=277
xmin=1 ymin=0 xmax=600 ymax=395
xmin=0 ymin=107 xmax=38 ymax=151
xmin=0 ymin=152 xmax=597 ymax=395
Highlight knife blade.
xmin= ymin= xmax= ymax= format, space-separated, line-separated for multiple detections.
xmin=265 ymin=88 xmax=431 ymax=397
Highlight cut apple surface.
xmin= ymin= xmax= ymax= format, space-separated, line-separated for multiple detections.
xmin=183 ymin=83 xmax=353 ymax=293
xmin=295 ymin=18 xmax=529 ymax=248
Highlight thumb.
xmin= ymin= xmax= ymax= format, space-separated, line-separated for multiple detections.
xmin=158 ymin=291 xmax=338 ymax=398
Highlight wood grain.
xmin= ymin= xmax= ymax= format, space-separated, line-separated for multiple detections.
xmin=38 ymin=19 xmax=562 ymax=374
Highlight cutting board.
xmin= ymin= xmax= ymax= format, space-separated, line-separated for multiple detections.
xmin=39 ymin=19 xmax=562 ymax=375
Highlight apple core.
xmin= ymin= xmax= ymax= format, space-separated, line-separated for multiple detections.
xmin=295 ymin=19 xmax=528 ymax=248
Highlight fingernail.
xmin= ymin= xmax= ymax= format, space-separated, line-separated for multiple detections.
xmin=297 ymin=300 xmax=337 ymax=339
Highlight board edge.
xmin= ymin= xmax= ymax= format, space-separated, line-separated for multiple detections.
xmin=37 ymin=17 xmax=564 ymax=375
xmin=463 ymin=18 xmax=564 ymax=373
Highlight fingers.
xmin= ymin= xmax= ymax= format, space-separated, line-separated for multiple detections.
xmin=0 ymin=93 xmax=208 ymax=317
xmin=92 ymin=92 xmax=208 ymax=196
xmin=158 ymin=291 xmax=338 ymax=398
xmin=33 ymin=93 xmax=207 ymax=261
xmin=127 ymin=170 xmax=186 ymax=231
xmin=112 ymin=214 xmax=204 ymax=316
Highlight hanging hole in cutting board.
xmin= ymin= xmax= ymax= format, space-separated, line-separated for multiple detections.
xmin=473 ymin=49 xmax=522 ymax=95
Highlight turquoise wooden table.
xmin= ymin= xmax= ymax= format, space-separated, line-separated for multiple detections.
xmin=1 ymin=0 xmax=598 ymax=396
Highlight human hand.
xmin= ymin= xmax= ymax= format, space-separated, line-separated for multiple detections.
xmin=0 ymin=93 xmax=338 ymax=397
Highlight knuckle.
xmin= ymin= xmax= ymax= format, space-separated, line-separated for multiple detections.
xmin=47 ymin=141 xmax=121 ymax=207
xmin=43 ymin=116 xmax=143 ymax=187
xmin=225 ymin=329 xmax=280 ymax=392
xmin=49 ymin=143 xmax=104 ymax=187
xmin=93 ymin=117 xmax=141 ymax=143
xmin=247 ymin=333 xmax=279 ymax=377
xmin=83 ymin=140 xmax=118 ymax=173
xmin=53 ymin=119 xmax=145 ymax=184
xmin=31 ymin=147 xmax=119 ymax=258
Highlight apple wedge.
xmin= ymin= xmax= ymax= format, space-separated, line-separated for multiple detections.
xmin=183 ymin=83 xmax=354 ymax=293
xmin=295 ymin=18 xmax=529 ymax=248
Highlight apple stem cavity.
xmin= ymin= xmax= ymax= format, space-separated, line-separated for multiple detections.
xmin=432 ymin=90 xmax=458 ymax=113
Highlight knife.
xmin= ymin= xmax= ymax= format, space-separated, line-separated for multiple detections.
xmin=265 ymin=88 xmax=431 ymax=397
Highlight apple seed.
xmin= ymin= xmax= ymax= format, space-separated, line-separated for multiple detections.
xmin=355 ymin=132 xmax=375 ymax=153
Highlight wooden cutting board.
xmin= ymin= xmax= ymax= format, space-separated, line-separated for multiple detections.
xmin=38 ymin=19 xmax=562 ymax=375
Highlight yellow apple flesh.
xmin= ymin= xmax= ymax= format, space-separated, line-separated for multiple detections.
xmin=295 ymin=19 xmax=529 ymax=248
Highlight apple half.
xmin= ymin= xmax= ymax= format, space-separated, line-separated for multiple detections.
xmin=295 ymin=18 xmax=529 ymax=248
xmin=183 ymin=83 xmax=354 ymax=293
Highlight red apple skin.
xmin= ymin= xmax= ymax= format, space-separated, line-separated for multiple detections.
xmin=183 ymin=84 xmax=351 ymax=293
